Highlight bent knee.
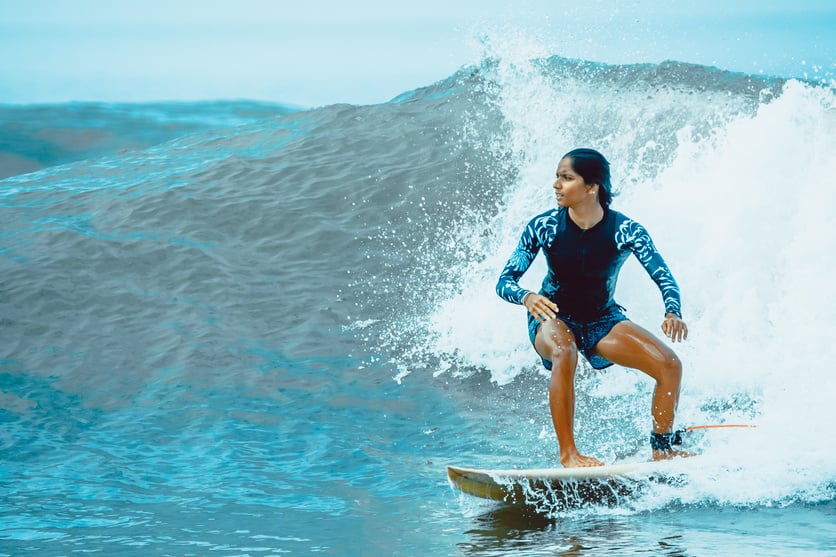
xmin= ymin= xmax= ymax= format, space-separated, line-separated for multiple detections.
xmin=657 ymin=352 xmax=682 ymax=381
xmin=536 ymin=320 xmax=577 ymax=364
xmin=547 ymin=337 xmax=577 ymax=363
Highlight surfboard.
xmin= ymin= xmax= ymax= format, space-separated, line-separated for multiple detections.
xmin=447 ymin=460 xmax=680 ymax=508
xmin=448 ymin=425 xmax=755 ymax=508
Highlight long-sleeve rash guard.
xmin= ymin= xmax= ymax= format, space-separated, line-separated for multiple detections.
xmin=496 ymin=207 xmax=681 ymax=321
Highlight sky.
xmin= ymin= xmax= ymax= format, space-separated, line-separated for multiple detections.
xmin=0 ymin=0 xmax=834 ymax=107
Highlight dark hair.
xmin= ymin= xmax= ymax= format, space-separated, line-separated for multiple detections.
xmin=562 ymin=148 xmax=612 ymax=207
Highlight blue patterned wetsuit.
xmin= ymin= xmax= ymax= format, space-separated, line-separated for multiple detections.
xmin=496 ymin=206 xmax=681 ymax=369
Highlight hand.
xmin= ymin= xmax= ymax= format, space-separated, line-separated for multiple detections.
xmin=523 ymin=293 xmax=559 ymax=323
xmin=662 ymin=313 xmax=688 ymax=342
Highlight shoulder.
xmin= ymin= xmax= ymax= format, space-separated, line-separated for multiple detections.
xmin=517 ymin=208 xmax=563 ymax=246
xmin=608 ymin=209 xmax=633 ymax=225
xmin=610 ymin=210 xmax=652 ymax=247
xmin=525 ymin=207 xmax=563 ymax=232
xmin=609 ymin=210 xmax=645 ymax=231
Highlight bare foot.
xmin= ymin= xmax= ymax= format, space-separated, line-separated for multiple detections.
xmin=652 ymin=448 xmax=698 ymax=461
xmin=561 ymin=451 xmax=605 ymax=468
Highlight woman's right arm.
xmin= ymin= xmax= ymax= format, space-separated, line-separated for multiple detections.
xmin=495 ymin=220 xmax=541 ymax=305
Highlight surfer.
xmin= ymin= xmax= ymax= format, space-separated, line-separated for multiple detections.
xmin=496 ymin=148 xmax=689 ymax=467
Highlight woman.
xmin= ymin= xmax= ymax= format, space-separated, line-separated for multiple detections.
xmin=496 ymin=148 xmax=689 ymax=468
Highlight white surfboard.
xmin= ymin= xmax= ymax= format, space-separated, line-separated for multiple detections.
xmin=448 ymin=425 xmax=754 ymax=507
xmin=447 ymin=459 xmax=693 ymax=508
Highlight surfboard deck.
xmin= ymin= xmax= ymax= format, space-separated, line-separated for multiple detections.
xmin=447 ymin=460 xmax=685 ymax=507
xmin=447 ymin=426 xmax=753 ymax=507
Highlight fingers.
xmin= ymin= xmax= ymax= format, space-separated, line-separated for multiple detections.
xmin=662 ymin=317 xmax=688 ymax=342
xmin=676 ymin=321 xmax=688 ymax=341
xmin=524 ymin=294 xmax=558 ymax=323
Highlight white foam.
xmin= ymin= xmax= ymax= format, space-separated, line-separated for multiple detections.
xmin=428 ymin=38 xmax=836 ymax=505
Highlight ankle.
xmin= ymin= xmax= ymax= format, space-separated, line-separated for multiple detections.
xmin=650 ymin=430 xmax=683 ymax=451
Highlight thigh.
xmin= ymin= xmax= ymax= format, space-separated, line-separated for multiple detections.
xmin=592 ymin=320 xmax=678 ymax=379
xmin=534 ymin=317 xmax=578 ymax=361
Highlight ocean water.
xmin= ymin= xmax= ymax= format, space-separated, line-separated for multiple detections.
xmin=2 ymin=52 xmax=836 ymax=556
xmin=0 ymin=101 xmax=301 ymax=180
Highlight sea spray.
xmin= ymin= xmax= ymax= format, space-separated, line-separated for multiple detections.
xmin=424 ymin=54 xmax=783 ymax=383
xmin=417 ymin=51 xmax=836 ymax=507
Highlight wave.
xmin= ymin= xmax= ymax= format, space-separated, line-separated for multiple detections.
xmin=0 ymin=100 xmax=301 ymax=179
xmin=2 ymin=54 xmax=834 ymax=511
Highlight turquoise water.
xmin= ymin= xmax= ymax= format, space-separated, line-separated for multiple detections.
xmin=2 ymin=53 xmax=836 ymax=555
xmin=3 ymin=360 xmax=835 ymax=554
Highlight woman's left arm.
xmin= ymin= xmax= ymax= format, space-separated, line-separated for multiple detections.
xmin=617 ymin=219 xmax=688 ymax=341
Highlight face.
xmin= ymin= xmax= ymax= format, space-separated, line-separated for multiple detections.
xmin=553 ymin=157 xmax=596 ymax=207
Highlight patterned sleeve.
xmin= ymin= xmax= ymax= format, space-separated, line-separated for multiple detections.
xmin=615 ymin=218 xmax=682 ymax=317
xmin=496 ymin=217 xmax=543 ymax=305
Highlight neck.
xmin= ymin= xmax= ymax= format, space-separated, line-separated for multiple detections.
xmin=568 ymin=201 xmax=604 ymax=230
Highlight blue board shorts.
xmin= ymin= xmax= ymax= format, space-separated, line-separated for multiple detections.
xmin=527 ymin=305 xmax=629 ymax=370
